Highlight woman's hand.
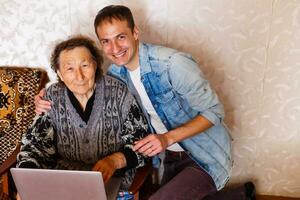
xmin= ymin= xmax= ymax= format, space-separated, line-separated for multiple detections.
xmin=92 ymin=152 xmax=126 ymax=183
xmin=92 ymin=157 xmax=116 ymax=183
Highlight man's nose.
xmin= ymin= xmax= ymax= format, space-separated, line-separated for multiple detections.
xmin=111 ymin=40 xmax=121 ymax=53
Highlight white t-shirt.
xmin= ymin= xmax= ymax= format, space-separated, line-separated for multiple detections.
xmin=129 ymin=67 xmax=184 ymax=152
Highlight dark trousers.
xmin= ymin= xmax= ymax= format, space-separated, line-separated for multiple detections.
xmin=149 ymin=150 xmax=248 ymax=200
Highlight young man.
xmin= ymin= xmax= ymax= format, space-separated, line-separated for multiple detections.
xmin=35 ymin=5 xmax=255 ymax=200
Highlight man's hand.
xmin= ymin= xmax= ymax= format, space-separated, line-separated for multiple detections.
xmin=133 ymin=116 xmax=214 ymax=157
xmin=133 ymin=134 xmax=171 ymax=157
xmin=34 ymin=88 xmax=52 ymax=114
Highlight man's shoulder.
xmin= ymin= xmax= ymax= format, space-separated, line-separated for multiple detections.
xmin=142 ymin=42 xmax=179 ymax=60
xmin=106 ymin=66 xmax=126 ymax=82
xmin=107 ymin=64 xmax=121 ymax=74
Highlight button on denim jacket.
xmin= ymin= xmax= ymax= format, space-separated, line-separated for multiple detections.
xmin=108 ymin=42 xmax=232 ymax=190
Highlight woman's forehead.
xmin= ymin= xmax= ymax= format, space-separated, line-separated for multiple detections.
xmin=59 ymin=47 xmax=93 ymax=62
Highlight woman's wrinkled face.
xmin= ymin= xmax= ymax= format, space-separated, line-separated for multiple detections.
xmin=57 ymin=46 xmax=97 ymax=97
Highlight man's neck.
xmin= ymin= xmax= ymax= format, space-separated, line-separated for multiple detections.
xmin=125 ymin=43 xmax=140 ymax=71
xmin=126 ymin=64 xmax=139 ymax=71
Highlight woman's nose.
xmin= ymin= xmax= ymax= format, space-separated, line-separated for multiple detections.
xmin=76 ymin=69 xmax=84 ymax=80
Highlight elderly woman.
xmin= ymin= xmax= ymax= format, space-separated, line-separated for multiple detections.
xmin=16 ymin=36 xmax=149 ymax=192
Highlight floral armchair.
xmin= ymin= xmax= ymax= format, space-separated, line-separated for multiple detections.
xmin=0 ymin=66 xmax=49 ymax=200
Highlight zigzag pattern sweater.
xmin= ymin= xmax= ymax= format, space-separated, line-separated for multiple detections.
xmin=17 ymin=75 xmax=149 ymax=189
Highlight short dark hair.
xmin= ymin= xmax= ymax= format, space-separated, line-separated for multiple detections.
xmin=50 ymin=35 xmax=103 ymax=82
xmin=94 ymin=5 xmax=135 ymax=37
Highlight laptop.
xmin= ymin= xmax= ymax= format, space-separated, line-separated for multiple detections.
xmin=11 ymin=168 xmax=121 ymax=200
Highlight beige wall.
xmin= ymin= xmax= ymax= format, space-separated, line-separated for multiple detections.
xmin=1 ymin=0 xmax=300 ymax=197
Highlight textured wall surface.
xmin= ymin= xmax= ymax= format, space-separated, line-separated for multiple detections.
xmin=1 ymin=0 xmax=300 ymax=197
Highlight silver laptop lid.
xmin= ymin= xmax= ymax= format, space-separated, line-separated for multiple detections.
xmin=11 ymin=168 xmax=110 ymax=200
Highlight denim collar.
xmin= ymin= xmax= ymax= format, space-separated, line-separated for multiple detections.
xmin=138 ymin=42 xmax=152 ymax=76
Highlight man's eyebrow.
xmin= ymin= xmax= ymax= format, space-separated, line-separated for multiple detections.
xmin=116 ymin=32 xmax=127 ymax=36
xmin=99 ymin=38 xmax=108 ymax=41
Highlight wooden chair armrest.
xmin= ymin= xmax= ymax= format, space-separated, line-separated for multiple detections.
xmin=128 ymin=163 xmax=153 ymax=194
xmin=0 ymin=143 xmax=20 ymax=176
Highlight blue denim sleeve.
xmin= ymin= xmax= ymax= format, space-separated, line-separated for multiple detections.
xmin=168 ymin=52 xmax=224 ymax=125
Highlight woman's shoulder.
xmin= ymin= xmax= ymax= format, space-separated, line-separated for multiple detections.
xmin=101 ymin=75 xmax=128 ymax=90
xmin=99 ymin=75 xmax=135 ymax=105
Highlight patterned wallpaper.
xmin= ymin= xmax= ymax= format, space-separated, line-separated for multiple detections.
xmin=1 ymin=0 xmax=300 ymax=197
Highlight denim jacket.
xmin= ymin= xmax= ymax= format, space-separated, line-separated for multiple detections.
xmin=108 ymin=42 xmax=232 ymax=190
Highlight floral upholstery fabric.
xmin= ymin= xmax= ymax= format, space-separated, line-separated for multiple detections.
xmin=0 ymin=67 xmax=48 ymax=166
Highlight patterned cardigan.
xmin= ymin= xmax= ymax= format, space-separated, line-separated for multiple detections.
xmin=17 ymin=75 xmax=149 ymax=189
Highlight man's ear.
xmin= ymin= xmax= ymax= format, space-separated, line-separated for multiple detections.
xmin=57 ymin=71 xmax=64 ymax=82
xmin=133 ymin=26 xmax=139 ymax=40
